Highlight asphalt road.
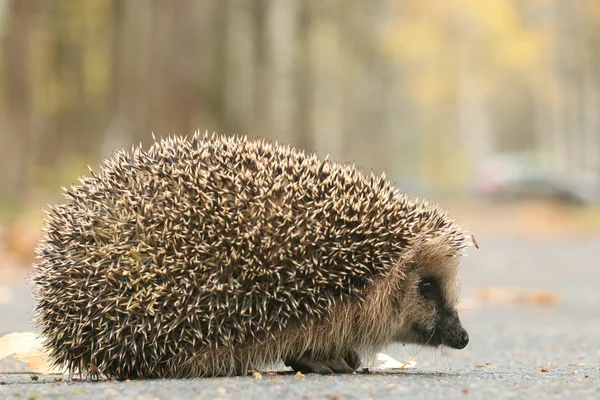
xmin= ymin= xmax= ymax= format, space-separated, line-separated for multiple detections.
xmin=1 ymin=234 xmax=599 ymax=399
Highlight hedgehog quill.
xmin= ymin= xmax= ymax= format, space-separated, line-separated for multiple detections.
xmin=33 ymin=131 xmax=474 ymax=380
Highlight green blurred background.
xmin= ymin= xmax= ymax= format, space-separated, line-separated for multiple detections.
xmin=0 ymin=0 xmax=599 ymax=272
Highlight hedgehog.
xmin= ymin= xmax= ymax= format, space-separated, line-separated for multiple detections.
xmin=33 ymin=131 xmax=474 ymax=380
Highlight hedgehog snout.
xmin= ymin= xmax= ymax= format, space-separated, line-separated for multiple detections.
xmin=438 ymin=310 xmax=469 ymax=350
xmin=408 ymin=307 xmax=469 ymax=350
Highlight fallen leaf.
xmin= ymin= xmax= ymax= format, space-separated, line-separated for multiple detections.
xmin=135 ymin=394 xmax=159 ymax=400
xmin=462 ymin=388 xmax=469 ymax=393
xmin=136 ymin=393 xmax=158 ymax=400
xmin=0 ymin=332 xmax=63 ymax=374
xmin=471 ymin=234 xmax=479 ymax=249
xmin=295 ymin=371 xmax=305 ymax=377
xmin=457 ymin=298 xmax=481 ymax=310
xmin=53 ymin=377 xmax=62 ymax=382
xmin=371 ymin=353 xmax=417 ymax=370
xmin=540 ymin=368 xmax=549 ymax=373
xmin=252 ymin=371 xmax=262 ymax=380
xmin=3 ymin=222 xmax=39 ymax=264
xmin=478 ymin=287 xmax=559 ymax=306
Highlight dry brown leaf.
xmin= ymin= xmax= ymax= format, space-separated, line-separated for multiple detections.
xmin=478 ymin=287 xmax=559 ymax=306
xmin=3 ymin=223 xmax=39 ymax=264
xmin=0 ymin=332 xmax=63 ymax=375
xmin=135 ymin=394 xmax=160 ymax=400
xmin=471 ymin=234 xmax=479 ymax=249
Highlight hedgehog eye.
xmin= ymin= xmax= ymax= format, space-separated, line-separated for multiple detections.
xmin=418 ymin=277 xmax=438 ymax=300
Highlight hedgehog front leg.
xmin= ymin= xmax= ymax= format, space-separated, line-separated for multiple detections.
xmin=283 ymin=349 xmax=361 ymax=374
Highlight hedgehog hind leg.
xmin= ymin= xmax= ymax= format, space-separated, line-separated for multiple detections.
xmin=343 ymin=349 xmax=361 ymax=370
xmin=283 ymin=349 xmax=361 ymax=374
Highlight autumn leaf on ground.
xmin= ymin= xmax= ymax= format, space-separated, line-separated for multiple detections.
xmin=3 ymin=221 xmax=40 ymax=265
xmin=370 ymin=353 xmax=417 ymax=370
xmin=0 ymin=332 xmax=63 ymax=374
xmin=478 ymin=287 xmax=559 ymax=306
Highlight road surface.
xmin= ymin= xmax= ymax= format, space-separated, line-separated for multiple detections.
xmin=1 ymin=234 xmax=599 ymax=399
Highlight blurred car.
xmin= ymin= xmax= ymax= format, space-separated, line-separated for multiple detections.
xmin=474 ymin=152 xmax=600 ymax=204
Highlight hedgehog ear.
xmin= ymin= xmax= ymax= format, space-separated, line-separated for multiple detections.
xmin=412 ymin=236 xmax=458 ymax=265
xmin=410 ymin=236 xmax=461 ymax=283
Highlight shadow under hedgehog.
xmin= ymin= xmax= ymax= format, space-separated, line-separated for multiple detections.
xmin=33 ymin=131 xmax=475 ymax=380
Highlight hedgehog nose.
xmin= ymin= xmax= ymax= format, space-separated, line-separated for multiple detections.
xmin=456 ymin=330 xmax=469 ymax=349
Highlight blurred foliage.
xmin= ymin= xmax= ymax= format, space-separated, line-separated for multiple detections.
xmin=0 ymin=0 xmax=599 ymax=213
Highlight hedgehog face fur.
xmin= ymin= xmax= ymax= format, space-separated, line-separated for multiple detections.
xmin=390 ymin=238 xmax=469 ymax=349
xmin=33 ymin=131 xmax=474 ymax=380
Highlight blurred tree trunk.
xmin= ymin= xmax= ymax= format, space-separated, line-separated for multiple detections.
xmin=457 ymin=41 xmax=492 ymax=182
xmin=266 ymin=0 xmax=298 ymax=144
xmin=582 ymin=52 xmax=600 ymax=178
xmin=561 ymin=3 xmax=582 ymax=183
xmin=309 ymin=1 xmax=343 ymax=160
xmin=103 ymin=0 xmax=218 ymax=157
xmin=546 ymin=1 xmax=568 ymax=178
xmin=580 ymin=8 xmax=600 ymax=181
xmin=343 ymin=0 xmax=388 ymax=174
xmin=294 ymin=1 xmax=314 ymax=152
xmin=0 ymin=0 xmax=38 ymax=206
xmin=223 ymin=0 xmax=257 ymax=133
xmin=251 ymin=0 xmax=270 ymax=136
xmin=102 ymin=0 xmax=137 ymax=158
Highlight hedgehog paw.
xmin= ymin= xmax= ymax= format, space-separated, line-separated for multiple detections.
xmin=284 ymin=350 xmax=360 ymax=374
xmin=343 ymin=349 xmax=361 ymax=370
